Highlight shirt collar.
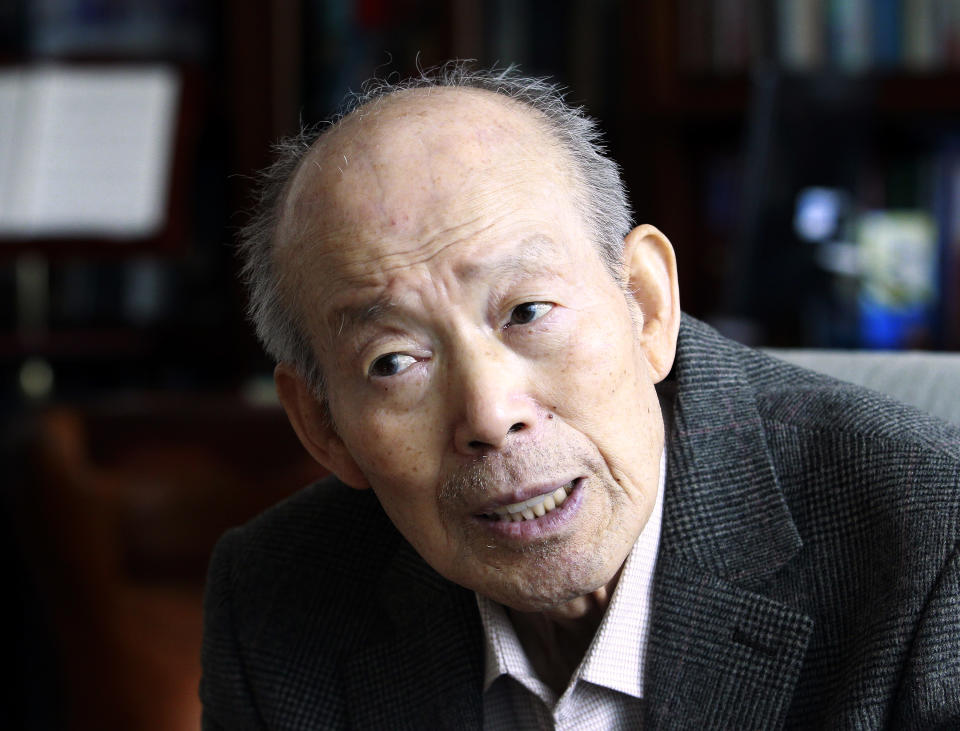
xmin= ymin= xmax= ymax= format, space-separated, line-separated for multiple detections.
xmin=476 ymin=448 xmax=666 ymax=699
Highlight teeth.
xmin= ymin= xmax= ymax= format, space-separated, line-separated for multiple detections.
xmin=491 ymin=481 xmax=574 ymax=522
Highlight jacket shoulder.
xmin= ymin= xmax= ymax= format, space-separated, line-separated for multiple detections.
xmin=729 ymin=336 xmax=960 ymax=461
xmin=205 ymin=474 xmax=402 ymax=636
xmin=202 ymin=478 xmax=404 ymax=728
xmin=222 ymin=475 xmax=398 ymax=570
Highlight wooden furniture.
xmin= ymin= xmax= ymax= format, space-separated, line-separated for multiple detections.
xmin=19 ymin=396 xmax=323 ymax=730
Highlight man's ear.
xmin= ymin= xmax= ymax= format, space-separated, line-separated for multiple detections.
xmin=274 ymin=362 xmax=371 ymax=490
xmin=622 ymin=224 xmax=680 ymax=382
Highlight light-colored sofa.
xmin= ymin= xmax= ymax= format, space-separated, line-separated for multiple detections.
xmin=765 ymin=349 xmax=960 ymax=426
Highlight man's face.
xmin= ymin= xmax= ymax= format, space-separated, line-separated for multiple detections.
xmin=277 ymin=90 xmax=673 ymax=613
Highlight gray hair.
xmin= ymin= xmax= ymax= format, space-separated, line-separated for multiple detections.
xmin=239 ymin=61 xmax=633 ymax=396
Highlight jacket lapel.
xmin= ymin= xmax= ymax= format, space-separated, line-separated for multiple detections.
xmin=342 ymin=539 xmax=484 ymax=730
xmin=644 ymin=317 xmax=813 ymax=728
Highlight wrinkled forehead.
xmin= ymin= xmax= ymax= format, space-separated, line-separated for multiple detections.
xmin=271 ymin=88 xmax=587 ymax=331
xmin=277 ymin=88 xmax=575 ymax=254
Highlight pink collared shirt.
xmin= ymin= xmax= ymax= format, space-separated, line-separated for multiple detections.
xmin=476 ymin=450 xmax=666 ymax=730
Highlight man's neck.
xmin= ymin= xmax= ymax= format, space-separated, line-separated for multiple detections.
xmin=507 ymin=569 xmax=623 ymax=696
xmin=482 ymin=444 xmax=668 ymax=698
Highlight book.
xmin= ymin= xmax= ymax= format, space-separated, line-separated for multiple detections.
xmin=872 ymin=0 xmax=901 ymax=68
xmin=0 ymin=65 xmax=179 ymax=240
xmin=777 ymin=0 xmax=825 ymax=71
xmin=830 ymin=0 xmax=871 ymax=72
xmin=903 ymin=0 xmax=940 ymax=70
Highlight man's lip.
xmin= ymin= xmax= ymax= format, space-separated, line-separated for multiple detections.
xmin=472 ymin=477 xmax=581 ymax=515
xmin=472 ymin=478 xmax=585 ymax=538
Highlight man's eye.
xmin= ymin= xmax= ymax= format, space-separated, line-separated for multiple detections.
xmin=508 ymin=302 xmax=552 ymax=326
xmin=369 ymin=353 xmax=416 ymax=378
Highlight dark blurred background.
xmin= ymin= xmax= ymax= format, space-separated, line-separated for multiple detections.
xmin=2 ymin=1 xmax=959 ymax=728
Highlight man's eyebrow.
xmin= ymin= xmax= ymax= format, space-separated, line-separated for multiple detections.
xmin=328 ymin=295 xmax=398 ymax=339
xmin=327 ymin=236 xmax=567 ymax=340
xmin=456 ymin=235 xmax=566 ymax=282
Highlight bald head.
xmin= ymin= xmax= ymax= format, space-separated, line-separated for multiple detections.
xmin=279 ymin=88 xmax=575 ymax=257
xmin=275 ymin=89 xmax=582 ymax=328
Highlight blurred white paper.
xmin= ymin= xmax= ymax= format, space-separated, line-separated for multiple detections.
xmin=0 ymin=65 xmax=179 ymax=239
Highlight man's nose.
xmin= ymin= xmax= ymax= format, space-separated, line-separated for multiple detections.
xmin=451 ymin=344 xmax=538 ymax=456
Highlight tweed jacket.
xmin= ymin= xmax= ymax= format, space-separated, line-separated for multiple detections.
xmin=201 ymin=315 xmax=960 ymax=730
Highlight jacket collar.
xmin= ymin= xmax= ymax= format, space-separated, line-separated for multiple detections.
xmin=644 ymin=315 xmax=812 ymax=729
xmin=661 ymin=314 xmax=803 ymax=585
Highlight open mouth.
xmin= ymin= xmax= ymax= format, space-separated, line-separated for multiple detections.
xmin=478 ymin=478 xmax=580 ymax=522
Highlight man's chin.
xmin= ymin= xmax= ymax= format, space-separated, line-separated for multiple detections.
xmin=468 ymin=556 xmax=621 ymax=616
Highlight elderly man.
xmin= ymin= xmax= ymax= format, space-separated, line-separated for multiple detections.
xmin=201 ymin=65 xmax=960 ymax=729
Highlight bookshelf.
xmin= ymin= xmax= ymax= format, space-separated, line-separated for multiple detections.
xmin=2 ymin=0 xmax=958 ymax=409
xmin=0 ymin=3 xmax=263 ymax=403
xmin=623 ymin=0 xmax=960 ymax=349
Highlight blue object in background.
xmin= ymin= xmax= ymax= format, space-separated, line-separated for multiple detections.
xmin=872 ymin=0 xmax=902 ymax=68
xmin=859 ymin=295 xmax=933 ymax=349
